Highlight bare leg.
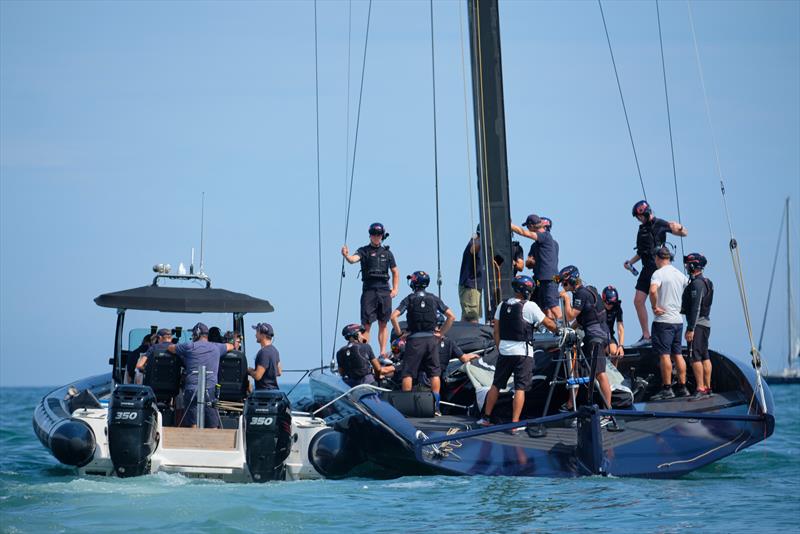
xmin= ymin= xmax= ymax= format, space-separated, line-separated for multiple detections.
xmin=512 ymin=390 xmax=525 ymax=422
xmin=596 ymin=372 xmax=612 ymax=408
xmin=377 ymin=321 xmax=388 ymax=355
xmin=703 ymin=360 xmax=713 ymax=390
xmin=691 ymin=361 xmax=705 ymax=390
xmin=659 ymin=354 xmax=672 ymax=386
xmin=483 ymin=385 xmax=500 ymax=416
xmin=431 ymin=375 xmax=441 ymax=395
xmin=634 ymin=290 xmax=650 ymax=339
xmin=401 ymin=376 xmax=413 ymax=392
xmin=363 ymin=322 xmax=372 ymax=343
xmin=674 ymin=354 xmax=687 ymax=384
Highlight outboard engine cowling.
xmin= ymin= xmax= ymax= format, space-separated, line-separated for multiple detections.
xmin=108 ymin=385 xmax=158 ymax=478
xmin=244 ymin=390 xmax=292 ymax=482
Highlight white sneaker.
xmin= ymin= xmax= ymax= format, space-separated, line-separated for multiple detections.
xmin=475 ymin=418 xmax=492 ymax=427
xmin=630 ymin=337 xmax=652 ymax=348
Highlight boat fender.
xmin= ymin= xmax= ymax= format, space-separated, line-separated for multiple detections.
xmin=307 ymin=424 xmax=366 ymax=479
xmin=243 ymin=390 xmax=292 ymax=482
xmin=108 ymin=385 xmax=159 ymax=478
xmin=49 ymin=419 xmax=96 ymax=467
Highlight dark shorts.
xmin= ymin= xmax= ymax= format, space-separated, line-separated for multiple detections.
xmin=652 ymin=321 xmax=683 ymax=356
xmin=492 ymin=354 xmax=534 ymax=391
xmin=181 ymin=389 xmax=221 ymax=428
xmin=401 ymin=336 xmax=440 ymax=381
xmin=689 ymin=325 xmax=711 ymax=362
xmin=635 ymin=262 xmax=657 ymax=294
xmin=344 ymin=373 xmax=376 ymax=388
xmin=582 ymin=338 xmax=608 ymax=374
xmin=360 ymin=288 xmax=391 ymax=324
xmin=535 ymin=279 xmax=559 ymax=310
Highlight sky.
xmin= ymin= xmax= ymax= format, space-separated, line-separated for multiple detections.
xmin=1 ymin=0 xmax=798 ymax=387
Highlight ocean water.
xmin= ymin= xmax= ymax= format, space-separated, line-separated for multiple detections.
xmin=1 ymin=385 xmax=798 ymax=533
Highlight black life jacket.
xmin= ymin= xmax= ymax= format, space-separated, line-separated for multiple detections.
xmin=636 ymin=218 xmax=667 ymax=261
xmin=406 ymin=292 xmax=438 ymax=333
xmin=337 ymin=342 xmax=372 ymax=379
xmin=575 ymin=285 xmax=607 ymax=330
xmin=360 ymin=245 xmax=391 ymax=281
xmin=498 ymin=300 xmax=535 ymax=342
xmin=681 ymin=275 xmax=714 ymax=318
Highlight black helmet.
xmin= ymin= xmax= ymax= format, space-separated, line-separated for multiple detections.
xmin=511 ymin=275 xmax=535 ymax=297
xmin=602 ymin=285 xmax=619 ymax=304
xmin=341 ymin=323 xmax=365 ymax=340
xmin=368 ymin=222 xmax=386 ymax=236
xmin=632 ymin=200 xmax=652 ymax=218
xmin=684 ymin=252 xmax=707 ymax=271
xmin=407 ymin=271 xmax=430 ymax=290
xmin=557 ymin=265 xmax=580 ymax=286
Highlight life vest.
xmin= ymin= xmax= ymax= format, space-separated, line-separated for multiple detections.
xmin=575 ymin=285 xmax=607 ymax=330
xmin=360 ymin=245 xmax=391 ymax=281
xmin=636 ymin=218 xmax=668 ymax=260
xmin=681 ymin=275 xmax=714 ymax=318
xmin=406 ymin=292 xmax=438 ymax=333
xmin=498 ymin=300 xmax=534 ymax=342
xmin=337 ymin=342 xmax=372 ymax=379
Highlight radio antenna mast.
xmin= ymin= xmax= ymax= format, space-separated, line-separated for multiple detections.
xmin=199 ymin=192 xmax=205 ymax=274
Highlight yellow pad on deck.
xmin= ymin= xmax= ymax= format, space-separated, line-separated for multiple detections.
xmin=162 ymin=427 xmax=238 ymax=450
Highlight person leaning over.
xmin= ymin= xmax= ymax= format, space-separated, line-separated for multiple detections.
xmin=135 ymin=328 xmax=173 ymax=383
xmin=648 ymin=247 xmax=690 ymax=400
xmin=601 ymin=286 xmax=625 ymax=364
xmin=336 ymin=323 xmax=394 ymax=387
xmin=342 ymin=222 xmax=399 ymax=356
xmin=681 ymin=253 xmax=714 ymax=399
xmin=247 ymin=323 xmax=281 ymax=390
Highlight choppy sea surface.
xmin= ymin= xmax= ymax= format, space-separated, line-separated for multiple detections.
xmin=1 ymin=384 xmax=798 ymax=533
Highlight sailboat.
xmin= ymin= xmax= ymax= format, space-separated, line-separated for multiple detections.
xmin=306 ymin=0 xmax=775 ymax=479
xmin=763 ymin=197 xmax=800 ymax=384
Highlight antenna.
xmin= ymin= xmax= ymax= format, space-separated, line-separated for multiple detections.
xmin=199 ymin=192 xmax=205 ymax=274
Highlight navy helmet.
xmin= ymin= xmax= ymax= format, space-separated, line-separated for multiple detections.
xmin=407 ymin=271 xmax=430 ymax=290
xmin=602 ymin=285 xmax=619 ymax=304
xmin=391 ymin=337 xmax=406 ymax=356
xmin=632 ymin=200 xmax=652 ymax=218
xmin=368 ymin=222 xmax=386 ymax=236
xmin=557 ymin=265 xmax=581 ymax=286
xmin=511 ymin=275 xmax=535 ymax=297
xmin=341 ymin=323 xmax=365 ymax=340
xmin=684 ymin=252 xmax=707 ymax=271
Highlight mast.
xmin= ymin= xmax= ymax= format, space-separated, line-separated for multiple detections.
xmin=467 ymin=0 xmax=514 ymax=320
xmin=787 ymin=197 xmax=795 ymax=368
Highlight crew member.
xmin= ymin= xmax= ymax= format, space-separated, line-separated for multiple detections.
xmin=625 ymin=200 xmax=688 ymax=347
xmin=601 ymin=286 xmax=625 ymax=364
xmin=126 ymin=333 xmax=153 ymax=384
xmin=512 ymin=240 xmax=524 ymax=275
xmin=419 ymin=313 xmax=479 ymax=391
xmin=511 ymin=214 xmax=561 ymax=320
xmin=682 ymin=253 xmax=714 ymax=398
xmin=390 ymin=271 xmax=456 ymax=414
xmin=336 ymin=323 xmax=394 ymax=387
xmin=342 ymin=222 xmax=400 ymax=356
xmin=458 ymin=226 xmax=484 ymax=323
xmin=558 ymin=265 xmax=613 ymax=409
xmin=167 ymin=322 xmax=235 ymax=428
xmin=135 ymin=328 xmax=174 ymax=382
xmin=649 ymin=247 xmax=690 ymax=400
xmin=247 ymin=323 xmax=281 ymax=390
xmin=477 ymin=275 xmax=557 ymax=432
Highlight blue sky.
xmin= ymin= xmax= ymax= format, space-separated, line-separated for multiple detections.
xmin=1 ymin=0 xmax=797 ymax=387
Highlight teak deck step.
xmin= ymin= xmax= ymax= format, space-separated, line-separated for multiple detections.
xmin=162 ymin=427 xmax=238 ymax=450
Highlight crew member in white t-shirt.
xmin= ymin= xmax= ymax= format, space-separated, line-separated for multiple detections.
xmin=477 ymin=275 xmax=558 ymax=432
xmin=649 ymin=246 xmax=690 ymax=400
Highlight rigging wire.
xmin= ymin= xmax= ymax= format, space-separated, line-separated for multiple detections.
xmin=331 ymin=0 xmax=373 ymax=364
xmin=429 ymin=0 xmax=443 ymax=299
xmin=655 ymin=0 xmax=685 ymax=262
xmin=687 ymin=0 xmax=766 ymax=411
xmin=757 ymin=202 xmax=787 ymax=352
xmin=344 ymin=0 xmax=352 ymax=204
xmin=598 ymin=0 xmax=648 ymax=201
xmin=313 ymin=0 xmax=324 ymax=371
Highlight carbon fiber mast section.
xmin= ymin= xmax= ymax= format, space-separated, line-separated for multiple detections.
xmin=468 ymin=0 xmax=514 ymax=317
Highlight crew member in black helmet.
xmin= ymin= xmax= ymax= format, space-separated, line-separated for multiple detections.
xmin=390 ymin=271 xmax=456 ymax=413
xmin=477 ymin=275 xmax=557 ymax=432
xmin=682 ymin=253 xmax=714 ymax=399
xmin=336 ymin=323 xmax=395 ymax=387
xmin=601 ymin=286 xmax=625 ymax=364
xmin=342 ymin=222 xmax=400 ymax=356
xmin=626 ymin=200 xmax=688 ymax=347
xmin=511 ymin=214 xmax=561 ymax=320
xmin=558 ymin=265 xmax=612 ymax=409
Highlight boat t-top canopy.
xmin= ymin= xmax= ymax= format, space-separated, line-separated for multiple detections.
xmin=94 ymin=285 xmax=274 ymax=313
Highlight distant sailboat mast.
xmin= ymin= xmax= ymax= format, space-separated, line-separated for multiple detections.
xmin=787 ymin=197 xmax=799 ymax=370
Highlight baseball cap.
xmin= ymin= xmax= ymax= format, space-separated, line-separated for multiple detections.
xmin=521 ymin=214 xmax=543 ymax=227
xmin=252 ymin=322 xmax=274 ymax=337
xmin=156 ymin=328 xmax=172 ymax=337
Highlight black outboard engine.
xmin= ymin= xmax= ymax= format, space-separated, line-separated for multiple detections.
xmin=243 ymin=390 xmax=292 ymax=482
xmin=108 ymin=385 xmax=159 ymax=478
